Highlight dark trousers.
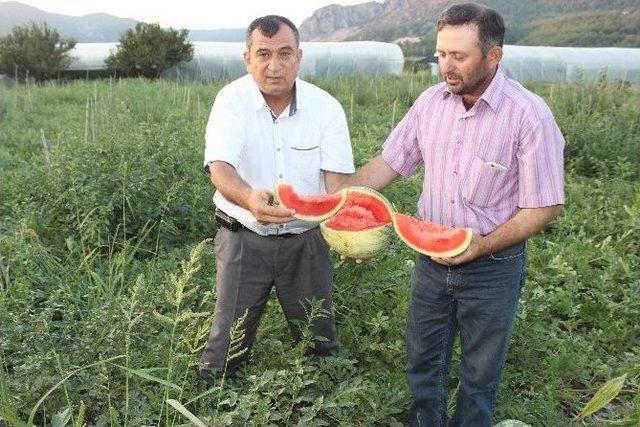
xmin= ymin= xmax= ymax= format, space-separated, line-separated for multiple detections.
xmin=407 ymin=242 xmax=527 ymax=427
xmin=199 ymin=227 xmax=339 ymax=379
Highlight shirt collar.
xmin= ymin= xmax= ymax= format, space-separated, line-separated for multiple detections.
xmin=442 ymin=66 xmax=506 ymax=112
xmin=479 ymin=67 xmax=505 ymax=112
xmin=248 ymin=75 xmax=301 ymax=117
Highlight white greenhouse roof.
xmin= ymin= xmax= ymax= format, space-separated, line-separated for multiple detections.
xmin=67 ymin=41 xmax=405 ymax=79
xmin=69 ymin=43 xmax=119 ymax=70
xmin=501 ymin=45 xmax=640 ymax=83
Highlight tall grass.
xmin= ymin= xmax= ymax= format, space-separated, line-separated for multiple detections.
xmin=0 ymin=73 xmax=638 ymax=425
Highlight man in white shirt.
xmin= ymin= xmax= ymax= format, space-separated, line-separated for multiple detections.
xmin=200 ymin=15 xmax=355 ymax=386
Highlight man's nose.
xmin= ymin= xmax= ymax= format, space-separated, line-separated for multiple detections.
xmin=439 ymin=57 xmax=451 ymax=74
xmin=267 ymin=56 xmax=281 ymax=72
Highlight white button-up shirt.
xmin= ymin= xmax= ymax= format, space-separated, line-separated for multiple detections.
xmin=204 ymin=74 xmax=355 ymax=236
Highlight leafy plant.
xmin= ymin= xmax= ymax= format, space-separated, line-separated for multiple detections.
xmin=106 ymin=22 xmax=194 ymax=79
xmin=0 ymin=23 xmax=75 ymax=82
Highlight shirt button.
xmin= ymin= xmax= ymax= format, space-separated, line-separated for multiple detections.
xmin=278 ymin=174 xmax=283 ymax=179
xmin=453 ymin=170 xmax=458 ymax=175
xmin=456 ymin=140 xmax=462 ymax=144
xmin=450 ymin=200 xmax=455 ymax=204
xmin=278 ymin=224 xmax=284 ymax=228
xmin=277 ymin=148 xmax=281 ymax=152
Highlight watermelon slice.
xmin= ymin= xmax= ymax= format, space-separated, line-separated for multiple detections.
xmin=393 ymin=212 xmax=472 ymax=258
xmin=275 ymin=183 xmax=346 ymax=222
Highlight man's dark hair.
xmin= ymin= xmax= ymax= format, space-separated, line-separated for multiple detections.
xmin=246 ymin=15 xmax=299 ymax=50
xmin=437 ymin=3 xmax=504 ymax=54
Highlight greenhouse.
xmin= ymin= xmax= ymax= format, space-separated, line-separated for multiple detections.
xmin=430 ymin=45 xmax=640 ymax=84
xmin=69 ymin=43 xmax=118 ymax=71
xmin=67 ymin=41 xmax=405 ymax=80
xmin=66 ymin=42 xmax=640 ymax=83
xmin=502 ymin=45 xmax=640 ymax=83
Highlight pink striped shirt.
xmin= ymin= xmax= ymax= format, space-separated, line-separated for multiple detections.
xmin=382 ymin=69 xmax=565 ymax=235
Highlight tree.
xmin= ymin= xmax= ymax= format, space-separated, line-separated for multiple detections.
xmin=0 ymin=23 xmax=76 ymax=82
xmin=106 ymin=23 xmax=194 ymax=79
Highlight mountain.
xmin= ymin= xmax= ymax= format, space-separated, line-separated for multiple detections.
xmin=299 ymin=0 xmax=640 ymax=47
xmin=299 ymin=1 xmax=388 ymax=42
xmin=518 ymin=10 xmax=640 ymax=47
xmin=0 ymin=1 xmax=245 ymax=42
xmin=0 ymin=1 xmax=137 ymax=42
xmin=3 ymin=0 xmax=637 ymax=47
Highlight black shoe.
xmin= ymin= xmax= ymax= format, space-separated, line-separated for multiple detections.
xmin=199 ymin=367 xmax=215 ymax=389
xmin=199 ymin=365 xmax=240 ymax=389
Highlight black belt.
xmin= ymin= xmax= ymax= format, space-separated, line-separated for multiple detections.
xmin=215 ymin=210 xmax=298 ymax=238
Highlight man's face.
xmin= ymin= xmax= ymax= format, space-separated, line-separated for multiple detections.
xmin=436 ymin=24 xmax=500 ymax=96
xmin=244 ymin=25 xmax=302 ymax=100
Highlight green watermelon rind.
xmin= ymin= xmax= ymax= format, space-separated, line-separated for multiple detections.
xmin=320 ymin=222 xmax=393 ymax=260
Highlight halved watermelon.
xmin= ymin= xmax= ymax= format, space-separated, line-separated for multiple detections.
xmin=320 ymin=187 xmax=393 ymax=259
xmin=275 ymin=183 xmax=346 ymax=222
xmin=393 ymin=212 xmax=472 ymax=258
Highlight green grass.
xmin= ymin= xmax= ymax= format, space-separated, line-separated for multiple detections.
xmin=0 ymin=73 xmax=638 ymax=426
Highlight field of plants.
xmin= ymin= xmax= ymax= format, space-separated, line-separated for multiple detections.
xmin=0 ymin=72 xmax=638 ymax=426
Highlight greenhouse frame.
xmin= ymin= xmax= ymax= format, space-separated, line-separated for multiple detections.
xmin=67 ymin=42 xmax=640 ymax=83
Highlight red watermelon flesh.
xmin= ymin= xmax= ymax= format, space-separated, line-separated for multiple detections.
xmin=324 ymin=206 xmax=387 ymax=231
xmin=341 ymin=192 xmax=392 ymax=223
xmin=275 ymin=183 xmax=345 ymax=221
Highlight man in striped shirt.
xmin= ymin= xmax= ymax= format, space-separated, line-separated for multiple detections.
xmin=330 ymin=3 xmax=564 ymax=426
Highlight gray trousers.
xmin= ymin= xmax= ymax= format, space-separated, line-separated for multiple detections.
xmin=199 ymin=226 xmax=339 ymax=377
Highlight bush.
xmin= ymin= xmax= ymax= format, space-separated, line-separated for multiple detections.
xmin=106 ymin=23 xmax=194 ymax=79
xmin=0 ymin=23 xmax=76 ymax=82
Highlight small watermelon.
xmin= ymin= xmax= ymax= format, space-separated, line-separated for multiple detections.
xmin=320 ymin=187 xmax=393 ymax=259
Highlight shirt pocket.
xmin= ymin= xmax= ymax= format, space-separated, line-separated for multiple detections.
xmin=461 ymin=155 xmax=511 ymax=207
xmin=288 ymin=143 xmax=322 ymax=192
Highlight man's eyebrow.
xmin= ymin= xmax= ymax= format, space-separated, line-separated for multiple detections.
xmin=435 ymin=49 xmax=467 ymax=56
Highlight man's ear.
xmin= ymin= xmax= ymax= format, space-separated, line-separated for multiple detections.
xmin=488 ymin=45 xmax=503 ymax=66
xmin=243 ymin=50 xmax=250 ymax=72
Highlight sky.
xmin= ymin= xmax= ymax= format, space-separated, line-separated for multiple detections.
xmin=11 ymin=0 xmax=378 ymax=30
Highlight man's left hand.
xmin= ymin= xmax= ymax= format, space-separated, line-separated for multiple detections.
xmin=431 ymin=234 xmax=490 ymax=266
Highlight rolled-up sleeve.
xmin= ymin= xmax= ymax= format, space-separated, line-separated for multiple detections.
xmin=203 ymin=88 xmax=246 ymax=171
xmin=319 ymin=99 xmax=355 ymax=174
xmin=381 ymin=100 xmax=423 ymax=178
xmin=517 ymin=115 xmax=565 ymax=208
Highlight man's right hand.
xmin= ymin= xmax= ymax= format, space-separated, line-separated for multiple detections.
xmin=247 ymin=189 xmax=296 ymax=224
